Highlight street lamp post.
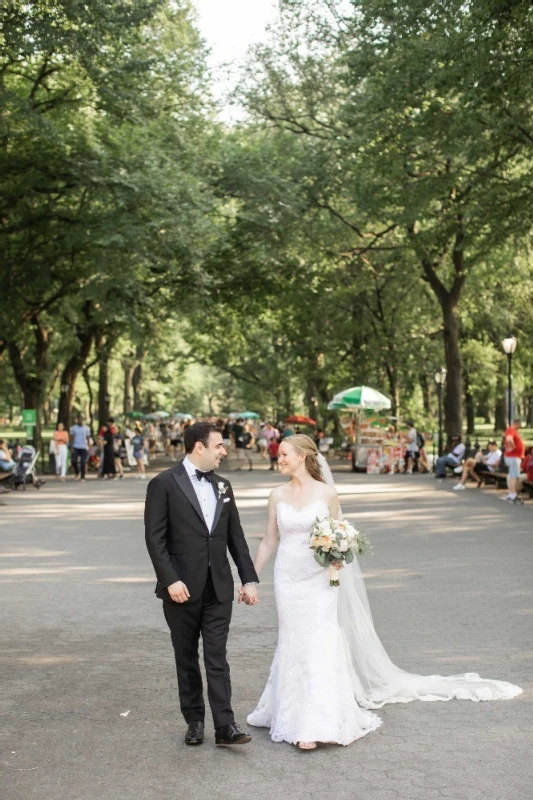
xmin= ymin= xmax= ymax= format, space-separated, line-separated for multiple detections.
xmin=434 ymin=368 xmax=447 ymax=458
xmin=502 ymin=337 xmax=517 ymax=426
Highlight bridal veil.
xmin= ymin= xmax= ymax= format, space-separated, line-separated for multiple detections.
xmin=317 ymin=453 xmax=522 ymax=708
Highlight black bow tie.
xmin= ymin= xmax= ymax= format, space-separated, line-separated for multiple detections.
xmin=195 ymin=469 xmax=214 ymax=482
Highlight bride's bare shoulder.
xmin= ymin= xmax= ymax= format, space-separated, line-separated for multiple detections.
xmin=320 ymin=482 xmax=338 ymax=501
xmin=269 ymin=485 xmax=285 ymax=503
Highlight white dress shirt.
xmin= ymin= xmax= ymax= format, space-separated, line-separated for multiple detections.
xmin=183 ymin=456 xmax=217 ymax=533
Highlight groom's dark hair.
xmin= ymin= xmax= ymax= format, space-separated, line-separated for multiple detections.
xmin=184 ymin=421 xmax=219 ymax=453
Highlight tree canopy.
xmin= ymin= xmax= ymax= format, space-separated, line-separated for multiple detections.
xmin=1 ymin=0 xmax=532 ymax=441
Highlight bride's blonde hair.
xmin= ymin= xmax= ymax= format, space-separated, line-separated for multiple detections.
xmin=283 ymin=434 xmax=325 ymax=482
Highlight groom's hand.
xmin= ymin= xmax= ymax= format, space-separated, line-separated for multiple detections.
xmin=167 ymin=580 xmax=190 ymax=603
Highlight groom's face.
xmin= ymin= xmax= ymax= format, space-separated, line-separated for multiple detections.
xmin=195 ymin=431 xmax=226 ymax=470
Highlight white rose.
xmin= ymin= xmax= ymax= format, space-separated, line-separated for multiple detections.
xmin=338 ymin=539 xmax=349 ymax=552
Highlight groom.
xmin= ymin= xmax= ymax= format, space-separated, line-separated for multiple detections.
xmin=145 ymin=421 xmax=259 ymax=746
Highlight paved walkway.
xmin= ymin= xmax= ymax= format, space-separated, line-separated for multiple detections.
xmin=1 ymin=464 xmax=531 ymax=800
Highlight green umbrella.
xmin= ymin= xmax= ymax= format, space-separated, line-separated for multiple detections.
xmin=129 ymin=411 xmax=144 ymax=419
xmin=240 ymin=411 xmax=260 ymax=419
xmin=327 ymin=385 xmax=391 ymax=411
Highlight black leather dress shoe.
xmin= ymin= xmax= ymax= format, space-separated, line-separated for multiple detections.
xmin=215 ymin=722 xmax=252 ymax=746
xmin=185 ymin=721 xmax=204 ymax=745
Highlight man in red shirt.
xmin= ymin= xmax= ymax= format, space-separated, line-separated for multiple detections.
xmin=502 ymin=418 xmax=525 ymax=505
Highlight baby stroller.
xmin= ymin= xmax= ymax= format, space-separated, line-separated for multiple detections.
xmin=11 ymin=445 xmax=44 ymax=490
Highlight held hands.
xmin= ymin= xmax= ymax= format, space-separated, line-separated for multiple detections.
xmin=167 ymin=580 xmax=190 ymax=603
xmin=239 ymin=584 xmax=259 ymax=606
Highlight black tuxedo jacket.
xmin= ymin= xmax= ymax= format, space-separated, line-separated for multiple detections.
xmin=144 ymin=460 xmax=259 ymax=603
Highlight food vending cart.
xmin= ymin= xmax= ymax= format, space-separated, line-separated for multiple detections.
xmin=327 ymin=386 xmax=396 ymax=472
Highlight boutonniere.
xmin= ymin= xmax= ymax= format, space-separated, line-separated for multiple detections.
xmin=217 ymin=481 xmax=228 ymax=499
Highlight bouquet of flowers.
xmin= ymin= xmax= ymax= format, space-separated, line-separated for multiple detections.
xmin=310 ymin=516 xmax=372 ymax=586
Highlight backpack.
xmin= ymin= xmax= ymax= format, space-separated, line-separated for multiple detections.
xmin=416 ymin=432 xmax=426 ymax=449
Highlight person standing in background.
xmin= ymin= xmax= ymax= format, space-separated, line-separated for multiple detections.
xmin=113 ymin=424 xmax=125 ymax=479
xmin=239 ymin=423 xmax=254 ymax=471
xmin=132 ymin=423 xmax=147 ymax=479
xmin=268 ymin=437 xmax=280 ymax=471
xmin=257 ymin=424 xmax=268 ymax=460
xmin=232 ymin=417 xmax=245 ymax=470
xmin=53 ymin=422 xmax=69 ymax=481
xmin=405 ymin=420 xmax=419 ymax=474
xmin=147 ymin=423 xmax=157 ymax=461
xmin=69 ymin=416 xmax=91 ymax=482
xmin=501 ymin=419 xmax=525 ymax=505
xmin=169 ymin=420 xmax=182 ymax=461
xmin=263 ymin=421 xmax=279 ymax=449
xmin=100 ymin=423 xmax=117 ymax=479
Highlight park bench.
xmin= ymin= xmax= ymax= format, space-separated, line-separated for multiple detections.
xmin=0 ymin=469 xmax=13 ymax=485
xmin=481 ymin=470 xmax=508 ymax=489
xmin=481 ymin=470 xmax=533 ymax=499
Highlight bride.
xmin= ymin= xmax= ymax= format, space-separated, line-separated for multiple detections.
xmin=245 ymin=434 xmax=522 ymax=750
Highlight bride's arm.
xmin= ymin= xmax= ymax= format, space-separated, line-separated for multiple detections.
xmin=253 ymin=489 xmax=279 ymax=578
xmin=325 ymin=486 xmax=343 ymax=571
xmin=325 ymin=484 xmax=340 ymax=518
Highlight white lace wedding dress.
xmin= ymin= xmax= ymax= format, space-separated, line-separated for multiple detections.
xmin=247 ymin=496 xmax=383 ymax=745
xmin=247 ymin=486 xmax=522 ymax=746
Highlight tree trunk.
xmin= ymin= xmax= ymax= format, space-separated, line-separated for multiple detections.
xmin=42 ymin=398 xmax=51 ymax=427
xmin=414 ymin=225 xmax=466 ymax=439
xmin=132 ymin=363 xmax=142 ymax=411
xmin=420 ymin=373 xmax=431 ymax=416
xmin=132 ymin=344 xmax=145 ymax=412
xmin=477 ymin=396 xmax=491 ymax=425
xmin=526 ymin=394 xmax=533 ymax=427
xmin=283 ymin=383 xmax=292 ymax=418
xmin=82 ymin=366 xmax=96 ymax=439
xmin=441 ymin=302 xmax=463 ymax=437
xmin=494 ymin=397 xmax=506 ymax=433
xmin=384 ymin=364 xmax=399 ymax=419
xmin=123 ymin=363 xmax=133 ymax=416
xmin=58 ymin=328 xmax=94 ymax=429
xmin=465 ymin=383 xmax=475 ymax=436
xmin=98 ymin=350 xmax=111 ymax=427
xmin=305 ymin=378 xmax=319 ymax=422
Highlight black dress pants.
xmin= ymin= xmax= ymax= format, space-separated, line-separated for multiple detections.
xmin=163 ymin=569 xmax=234 ymax=729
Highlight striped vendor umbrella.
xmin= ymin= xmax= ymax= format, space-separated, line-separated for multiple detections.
xmin=327 ymin=385 xmax=391 ymax=411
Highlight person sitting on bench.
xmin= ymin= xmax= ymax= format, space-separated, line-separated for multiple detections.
xmin=453 ymin=440 xmax=501 ymax=490
xmin=0 ymin=439 xmax=15 ymax=492
xmin=435 ymin=435 xmax=465 ymax=478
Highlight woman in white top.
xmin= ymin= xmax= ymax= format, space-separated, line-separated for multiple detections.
xmin=453 ymin=440 xmax=502 ymax=490
xmin=405 ymin=420 xmax=419 ymax=473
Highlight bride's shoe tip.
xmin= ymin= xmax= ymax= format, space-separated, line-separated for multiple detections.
xmin=297 ymin=742 xmax=317 ymax=750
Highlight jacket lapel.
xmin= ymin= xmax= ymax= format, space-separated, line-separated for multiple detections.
xmin=210 ymin=474 xmax=226 ymax=534
xmin=171 ymin=461 xmax=208 ymax=533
